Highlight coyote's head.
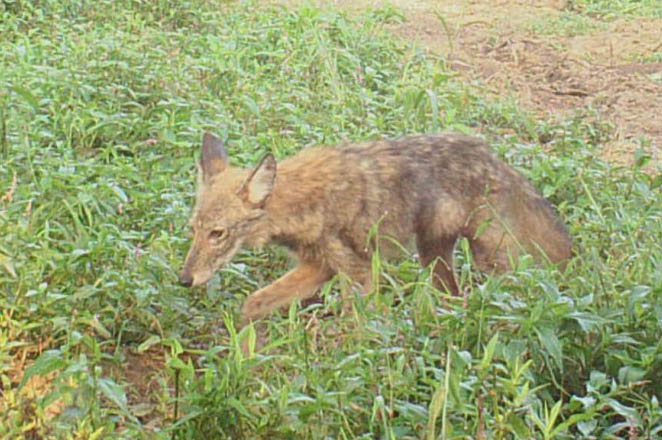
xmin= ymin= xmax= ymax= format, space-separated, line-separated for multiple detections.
xmin=179 ymin=132 xmax=276 ymax=287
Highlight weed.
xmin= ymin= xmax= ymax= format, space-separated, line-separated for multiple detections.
xmin=1 ymin=0 xmax=661 ymax=438
xmin=528 ymin=13 xmax=608 ymax=37
xmin=565 ymin=0 xmax=662 ymax=19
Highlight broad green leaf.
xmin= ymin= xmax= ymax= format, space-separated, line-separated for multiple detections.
xmin=480 ymin=332 xmax=499 ymax=371
xmin=507 ymin=413 xmax=531 ymax=438
xmin=19 ymin=350 xmax=66 ymax=389
xmin=98 ymin=377 xmax=128 ymax=411
xmin=618 ymin=366 xmax=647 ymax=385
xmin=535 ymin=325 xmax=563 ymax=370
xmin=11 ymin=85 xmax=39 ymax=109
xmin=138 ymin=335 xmax=161 ymax=352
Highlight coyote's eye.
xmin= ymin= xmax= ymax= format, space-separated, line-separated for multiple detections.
xmin=209 ymin=228 xmax=228 ymax=242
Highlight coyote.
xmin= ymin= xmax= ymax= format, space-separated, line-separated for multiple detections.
xmin=179 ymin=132 xmax=571 ymax=324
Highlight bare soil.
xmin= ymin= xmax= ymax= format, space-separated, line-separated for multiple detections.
xmin=290 ymin=0 xmax=662 ymax=164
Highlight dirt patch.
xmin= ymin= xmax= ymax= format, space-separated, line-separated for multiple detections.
xmin=285 ymin=0 xmax=662 ymax=164
xmin=1 ymin=345 xmax=169 ymax=433
xmin=106 ymin=348 xmax=169 ymax=428
xmin=435 ymin=10 xmax=662 ymax=164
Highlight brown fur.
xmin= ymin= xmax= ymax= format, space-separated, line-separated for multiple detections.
xmin=179 ymin=132 xmax=572 ymax=324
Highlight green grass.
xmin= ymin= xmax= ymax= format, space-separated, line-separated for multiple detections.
xmin=639 ymin=52 xmax=662 ymax=64
xmin=2 ymin=0 xmax=662 ymax=439
xmin=528 ymin=13 xmax=609 ymax=37
xmin=533 ymin=0 xmax=662 ymax=37
xmin=565 ymin=0 xmax=662 ymax=19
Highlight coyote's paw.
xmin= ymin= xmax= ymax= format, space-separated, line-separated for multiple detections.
xmin=241 ymin=291 xmax=274 ymax=323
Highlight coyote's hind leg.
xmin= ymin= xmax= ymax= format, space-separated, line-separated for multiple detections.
xmin=416 ymin=233 xmax=460 ymax=295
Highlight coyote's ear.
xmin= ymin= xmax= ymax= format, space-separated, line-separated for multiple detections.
xmin=238 ymin=153 xmax=276 ymax=207
xmin=200 ymin=132 xmax=228 ymax=179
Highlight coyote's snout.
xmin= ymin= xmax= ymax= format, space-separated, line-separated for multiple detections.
xmin=180 ymin=132 xmax=572 ymax=325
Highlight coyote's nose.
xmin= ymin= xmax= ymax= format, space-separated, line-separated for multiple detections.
xmin=179 ymin=273 xmax=193 ymax=287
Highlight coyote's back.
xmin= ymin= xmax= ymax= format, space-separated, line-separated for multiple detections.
xmin=180 ymin=133 xmax=572 ymax=324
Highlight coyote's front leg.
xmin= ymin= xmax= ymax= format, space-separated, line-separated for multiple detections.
xmin=240 ymin=263 xmax=333 ymax=325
